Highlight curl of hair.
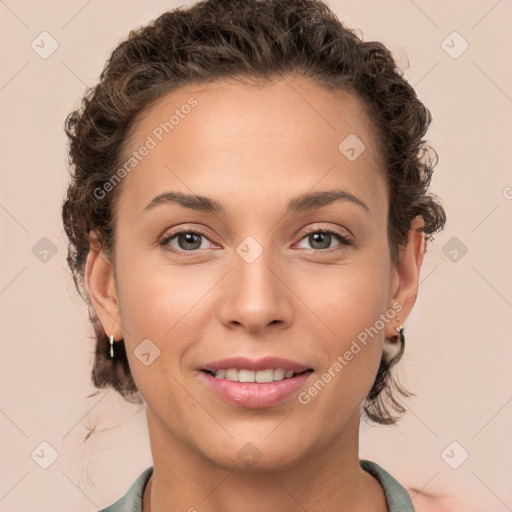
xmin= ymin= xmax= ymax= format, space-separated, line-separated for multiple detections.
xmin=62 ymin=0 xmax=446 ymax=425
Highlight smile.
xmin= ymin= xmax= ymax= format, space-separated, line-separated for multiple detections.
xmin=199 ymin=369 xmax=314 ymax=408
xmin=203 ymin=368 xmax=309 ymax=382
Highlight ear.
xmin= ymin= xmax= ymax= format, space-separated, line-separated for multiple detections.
xmin=385 ymin=215 xmax=425 ymax=338
xmin=85 ymin=230 xmax=123 ymax=341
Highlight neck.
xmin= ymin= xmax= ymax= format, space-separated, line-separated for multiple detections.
xmin=143 ymin=409 xmax=387 ymax=512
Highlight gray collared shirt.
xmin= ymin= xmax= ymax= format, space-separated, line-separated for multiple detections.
xmin=100 ymin=459 xmax=415 ymax=511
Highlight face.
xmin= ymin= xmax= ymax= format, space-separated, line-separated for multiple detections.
xmin=88 ymin=77 xmax=422 ymax=473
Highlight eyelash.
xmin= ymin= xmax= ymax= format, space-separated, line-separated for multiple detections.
xmin=158 ymin=226 xmax=352 ymax=256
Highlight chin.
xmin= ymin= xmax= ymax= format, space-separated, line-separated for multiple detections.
xmin=204 ymin=441 xmax=306 ymax=474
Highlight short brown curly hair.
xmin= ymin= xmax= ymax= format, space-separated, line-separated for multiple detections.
xmin=62 ymin=0 xmax=446 ymax=424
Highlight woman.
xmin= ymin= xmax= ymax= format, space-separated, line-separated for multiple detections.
xmin=61 ymin=0 xmax=446 ymax=510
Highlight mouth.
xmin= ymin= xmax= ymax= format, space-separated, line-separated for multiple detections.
xmin=198 ymin=356 xmax=315 ymax=408
xmin=200 ymin=368 xmax=313 ymax=382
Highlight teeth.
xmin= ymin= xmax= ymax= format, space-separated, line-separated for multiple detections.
xmin=255 ymin=369 xmax=274 ymax=383
xmin=238 ymin=369 xmax=255 ymax=382
xmin=212 ymin=368 xmax=299 ymax=382
xmin=273 ymin=369 xmax=285 ymax=381
xmin=225 ymin=369 xmax=239 ymax=381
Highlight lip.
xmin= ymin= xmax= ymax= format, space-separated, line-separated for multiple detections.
xmin=201 ymin=356 xmax=312 ymax=373
xmin=199 ymin=369 xmax=314 ymax=408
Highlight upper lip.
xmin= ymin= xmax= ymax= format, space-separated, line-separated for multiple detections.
xmin=201 ymin=356 xmax=313 ymax=373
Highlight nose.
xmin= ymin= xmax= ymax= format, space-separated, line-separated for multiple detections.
xmin=218 ymin=241 xmax=294 ymax=335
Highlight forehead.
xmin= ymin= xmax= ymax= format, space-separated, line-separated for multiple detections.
xmin=115 ymin=77 xmax=387 ymax=220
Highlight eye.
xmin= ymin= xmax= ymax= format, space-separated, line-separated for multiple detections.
xmin=295 ymin=228 xmax=352 ymax=251
xmin=159 ymin=229 xmax=215 ymax=253
xmin=158 ymin=226 xmax=352 ymax=255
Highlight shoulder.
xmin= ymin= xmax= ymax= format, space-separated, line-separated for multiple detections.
xmin=99 ymin=466 xmax=154 ymax=512
xmin=360 ymin=459 xmax=415 ymax=512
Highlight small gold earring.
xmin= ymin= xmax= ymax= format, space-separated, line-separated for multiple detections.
xmin=109 ymin=334 xmax=115 ymax=359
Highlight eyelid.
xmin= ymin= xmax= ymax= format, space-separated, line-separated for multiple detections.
xmin=296 ymin=223 xmax=353 ymax=243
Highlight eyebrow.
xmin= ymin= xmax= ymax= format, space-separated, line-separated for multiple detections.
xmin=143 ymin=188 xmax=370 ymax=216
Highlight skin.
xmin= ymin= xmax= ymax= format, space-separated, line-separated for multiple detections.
xmin=86 ymin=76 xmax=425 ymax=512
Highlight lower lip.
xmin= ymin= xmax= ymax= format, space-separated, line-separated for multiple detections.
xmin=200 ymin=370 xmax=313 ymax=408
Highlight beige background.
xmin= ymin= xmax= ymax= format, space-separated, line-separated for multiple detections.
xmin=1 ymin=0 xmax=511 ymax=510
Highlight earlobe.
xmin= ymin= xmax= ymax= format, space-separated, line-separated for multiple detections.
xmin=386 ymin=216 xmax=426 ymax=336
xmin=85 ymin=230 xmax=123 ymax=340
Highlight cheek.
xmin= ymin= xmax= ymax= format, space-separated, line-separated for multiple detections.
xmin=296 ymin=258 xmax=390 ymax=397
xmin=114 ymin=242 xmax=206 ymax=335
xmin=299 ymin=257 xmax=391 ymax=341
xmin=113 ymin=259 xmax=203 ymax=416
xmin=113 ymin=251 xmax=217 ymax=376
